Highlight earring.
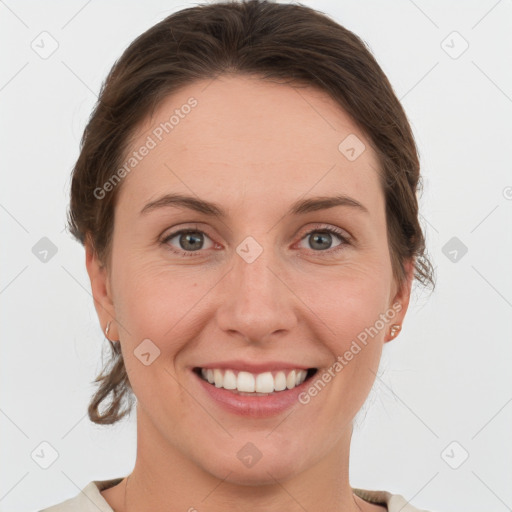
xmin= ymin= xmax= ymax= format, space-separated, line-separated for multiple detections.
xmin=105 ymin=320 xmax=112 ymax=340
xmin=105 ymin=320 xmax=121 ymax=354
xmin=105 ymin=321 xmax=119 ymax=342
xmin=389 ymin=324 xmax=401 ymax=339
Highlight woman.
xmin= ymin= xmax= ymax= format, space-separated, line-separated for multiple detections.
xmin=41 ymin=0 xmax=436 ymax=510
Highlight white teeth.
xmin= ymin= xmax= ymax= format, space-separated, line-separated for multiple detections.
xmin=274 ymin=371 xmax=287 ymax=391
xmin=223 ymin=369 xmax=237 ymax=390
xmin=198 ymin=368 xmax=311 ymax=393
xmin=255 ymin=372 xmax=274 ymax=393
xmin=237 ymin=371 xmax=255 ymax=392
xmin=286 ymin=370 xmax=296 ymax=389
xmin=214 ymin=369 xmax=223 ymax=388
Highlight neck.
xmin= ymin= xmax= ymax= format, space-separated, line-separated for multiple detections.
xmin=122 ymin=406 xmax=362 ymax=512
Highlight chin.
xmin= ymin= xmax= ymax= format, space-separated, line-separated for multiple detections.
xmin=199 ymin=443 xmax=308 ymax=486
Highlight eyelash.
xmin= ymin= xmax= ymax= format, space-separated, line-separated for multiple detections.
xmin=160 ymin=225 xmax=351 ymax=258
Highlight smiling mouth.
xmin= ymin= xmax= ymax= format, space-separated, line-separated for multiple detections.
xmin=193 ymin=367 xmax=318 ymax=396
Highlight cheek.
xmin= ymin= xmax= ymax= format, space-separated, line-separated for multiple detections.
xmin=113 ymin=262 xmax=193 ymax=417
xmin=301 ymin=263 xmax=391 ymax=338
xmin=301 ymin=269 xmax=389 ymax=399
xmin=112 ymin=254 xmax=200 ymax=337
xmin=110 ymin=261 xmax=214 ymax=403
xmin=112 ymin=242 xmax=392 ymax=353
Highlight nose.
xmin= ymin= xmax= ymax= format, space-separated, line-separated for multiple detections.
xmin=215 ymin=240 xmax=298 ymax=344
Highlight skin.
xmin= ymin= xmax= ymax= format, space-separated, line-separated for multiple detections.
xmin=86 ymin=74 xmax=413 ymax=512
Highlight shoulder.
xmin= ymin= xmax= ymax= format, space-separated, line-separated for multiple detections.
xmin=38 ymin=480 xmax=437 ymax=512
xmin=353 ymin=487 xmax=434 ymax=512
xmin=38 ymin=478 xmax=123 ymax=512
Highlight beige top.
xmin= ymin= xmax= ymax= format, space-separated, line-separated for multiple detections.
xmin=38 ymin=477 xmax=433 ymax=512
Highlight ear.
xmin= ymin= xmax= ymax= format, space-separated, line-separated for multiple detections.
xmin=84 ymin=235 xmax=118 ymax=341
xmin=384 ymin=258 xmax=414 ymax=343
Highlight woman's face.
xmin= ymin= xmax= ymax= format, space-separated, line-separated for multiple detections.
xmin=87 ymin=74 xmax=412 ymax=483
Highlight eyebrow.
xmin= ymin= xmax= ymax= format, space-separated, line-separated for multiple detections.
xmin=139 ymin=193 xmax=369 ymax=217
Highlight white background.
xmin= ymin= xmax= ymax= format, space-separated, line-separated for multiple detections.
xmin=1 ymin=1 xmax=511 ymax=511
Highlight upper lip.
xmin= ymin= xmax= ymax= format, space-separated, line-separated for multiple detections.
xmin=193 ymin=360 xmax=317 ymax=373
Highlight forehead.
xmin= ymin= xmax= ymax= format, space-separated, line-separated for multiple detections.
xmin=116 ymin=74 xmax=383 ymax=217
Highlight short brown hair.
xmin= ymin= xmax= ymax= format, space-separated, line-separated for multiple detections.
xmin=66 ymin=0 xmax=435 ymax=425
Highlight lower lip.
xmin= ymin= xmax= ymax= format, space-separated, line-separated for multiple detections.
xmin=193 ymin=370 xmax=314 ymax=418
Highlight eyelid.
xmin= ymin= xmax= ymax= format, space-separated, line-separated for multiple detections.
xmin=161 ymin=222 xmax=353 ymax=256
xmin=295 ymin=222 xmax=352 ymax=242
xmin=160 ymin=224 xmax=216 ymax=252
